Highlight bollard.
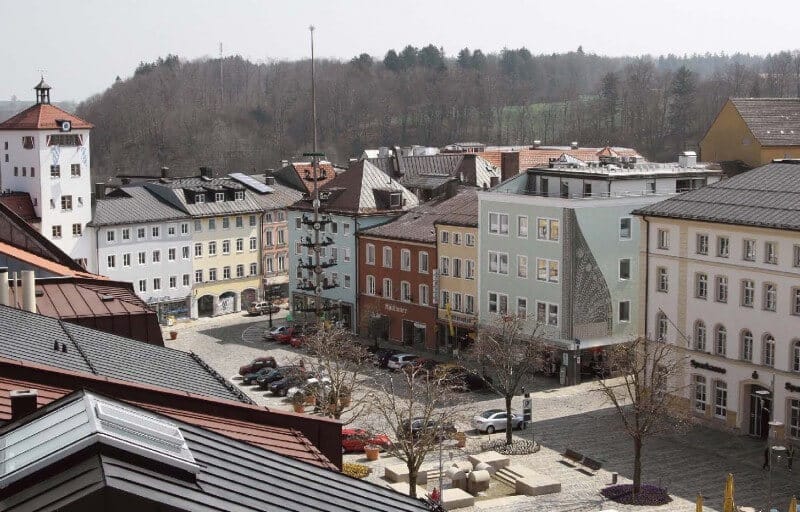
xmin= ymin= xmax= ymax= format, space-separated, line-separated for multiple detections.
xmin=611 ymin=473 xmax=618 ymax=484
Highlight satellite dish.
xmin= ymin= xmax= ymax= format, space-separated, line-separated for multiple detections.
xmin=60 ymin=120 xmax=72 ymax=132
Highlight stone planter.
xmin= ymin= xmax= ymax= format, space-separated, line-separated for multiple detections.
xmin=364 ymin=445 xmax=380 ymax=461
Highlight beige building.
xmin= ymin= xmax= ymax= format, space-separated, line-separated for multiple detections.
xmin=635 ymin=161 xmax=800 ymax=437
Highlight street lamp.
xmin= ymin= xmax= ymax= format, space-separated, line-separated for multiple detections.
xmin=767 ymin=421 xmax=786 ymax=512
xmin=574 ymin=338 xmax=582 ymax=385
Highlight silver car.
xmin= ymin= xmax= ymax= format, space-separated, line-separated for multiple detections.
xmin=472 ymin=409 xmax=525 ymax=434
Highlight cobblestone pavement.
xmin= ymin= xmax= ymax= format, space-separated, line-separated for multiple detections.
xmin=166 ymin=315 xmax=798 ymax=512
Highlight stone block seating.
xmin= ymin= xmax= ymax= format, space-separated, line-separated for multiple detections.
xmin=467 ymin=469 xmax=491 ymax=493
xmin=468 ymin=451 xmax=510 ymax=472
xmin=445 ymin=467 xmax=467 ymax=490
xmin=495 ymin=464 xmax=561 ymax=497
xmin=384 ymin=463 xmax=427 ymax=484
xmin=441 ymin=488 xmax=475 ymax=511
xmin=386 ymin=482 xmax=428 ymax=498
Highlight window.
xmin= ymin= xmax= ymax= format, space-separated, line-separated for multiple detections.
xmin=488 ymin=212 xmax=509 ymax=235
xmin=247 ymin=237 xmax=256 ymax=251
xmin=440 ymin=231 xmax=450 ymax=244
xmin=50 ymin=165 xmax=60 ymax=178
xmin=265 ymin=231 xmax=273 ymax=247
xmin=657 ymin=229 xmax=669 ymax=250
xmin=22 ymin=136 xmax=34 ymax=149
xmin=619 ymin=217 xmax=632 ymax=239
xmin=794 ymin=245 xmax=800 ymax=268
xmin=765 ymin=241 xmax=778 ymax=265
xmin=656 ymin=312 xmax=668 ymax=341
xmin=137 ymin=227 xmax=146 ymax=239
xmin=152 ymin=250 xmax=161 ymax=263
xmin=67 ymin=223 xmax=81 ymax=237
xmin=194 ymin=243 xmax=203 ymax=257
xmin=763 ymin=334 xmax=775 ymax=367
xmin=714 ymin=325 xmax=727 ymax=356
xmin=221 ymin=240 xmax=230 ymax=255
xmin=208 ymin=218 xmax=216 ymax=230
xmin=138 ymin=252 xmax=146 ymax=265
xmin=714 ymin=381 xmax=727 ymax=419
xmin=517 ymin=255 xmax=528 ymax=278
xmin=453 ymin=258 xmax=462 ymax=278
xmin=153 ymin=278 xmax=161 ymax=291
xmin=441 ymin=291 xmax=450 ymax=307
xmin=535 ymin=301 xmax=558 ymax=326
xmin=343 ymin=223 xmax=351 ymax=236
xmin=764 ymin=283 xmax=777 ymax=311
xmin=419 ymin=284 xmax=429 ymax=305
xmin=195 ymin=270 xmax=203 ymax=283
xmin=619 ymin=301 xmax=630 ymax=323
xmin=736 ymin=279 xmax=754 ymax=307
xmin=208 ymin=241 xmax=217 ymax=256
xmin=465 ymin=233 xmax=475 ymax=246
xmin=138 ymin=280 xmax=146 ymax=292
xmin=107 ymin=255 xmax=116 ymax=269
xmin=106 ymin=229 xmax=115 ymax=243
xmin=741 ymin=330 xmax=753 ymax=362
xmin=195 ymin=193 xmax=206 ymax=204
xmin=366 ymin=244 xmax=375 ymax=265
xmin=168 ymin=248 xmax=176 ymax=261
xmin=344 ymin=275 xmax=351 ymax=288
xmin=488 ymin=292 xmax=509 ymax=315
xmin=61 ymin=195 xmax=73 ymax=211
xmin=235 ymin=216 xmax=243 ymax=228
xmin=236 ymin=264 xmax=244 ymax=278
xmin=440 ymin=256 xmax=451 ymax=276
xmin=122 ymin=253 xmax=131 ymax=266
xmin=401 ymin=281 xmax=411 ymax=302
xmin=696 ymin=234 xmax=709 ymax=255
xmin=743 ymin=239 xmax=756 ymax=261
xmin=277 ymin=230 xmax=285 ymax=245
xmin=793 ymin=288 xmax=800 ymax=316
xmin=330 ymin=222 xmax=337 ymax=234
xmin=401 ymin=249 xmax=411 ymax=271
xmin=653 ymin=267 xmax=668 ymax=292
xmin=466 ymin=260 xmax=475 ymax=280
xmin=715 ymin=276 xmax=728 ymax=303
xmin=793 ymin=340 xmax=800 ymax=372
xmin=694 ymin=320 xmax=707 ymax=351
xmin=183 ymin=274 xmax=190 ymax=286
xmin=619 ymin=259 xmax=631 ymax=280
xmin=717 ymin=236 xmax=729 ymax=258
xmin=222 ymin=217 xmax=230 ymax=229
xmin=517 ymin=297 xmax=527 ymax=318
xmin=695 ymin=273 xmax=708 ymax=299
xmin=215 ymin=192 xmax=225 ymax=202
xmin=169 ymin=276 xmax=177 ymax=289
xmin=694 ymin=375 xmax=707 ymax=413
xmin=518 ymin=216 xmax=528 ymax=237
xmin=453 ymin=232 xmax=461 ymax=245
xmin=231 ymin=190 xmax=243 ymax=201
xmin=465 ymin=295 xmax=475 ymax=314
xmin=537 ymin=218 xmax=560 ymax=241
xmin=343 ymin=247 xmax=351 ymax=262
xmin=152 ymin=226 xmax=160 ymax=238
xmin=236 ymin=238 xmax=244 ymax=252
xmin=295 ymin=217 xmax=302 ymax=229
xmin=790 ymin=399 xmax=800 ymax=439
xmin=366 ymin=275 xmax=376 ymax=295
xmin=487 ymin=252 xmax=508 ymax=275
xmin=181 ymin=223 xmax=189 ymax=235
xmin=382 ymin=246 xmax=392 ymax=268
xmin=208 ymin=268 xmax=217 ymax=282
xmin=277 ymin=256 xmax=285 ymax=271
xmin=419 ymin=252 xmax=429 ymax=273
xmin=167 ymin=225 xmax=176 ymax=236
xmin=51 ymin=225 xmax=62 ymax=238
xmin=68 ymin=163 xmax=80 ymax=177
xmin=249 ymin=263 xmax=257 ymax=276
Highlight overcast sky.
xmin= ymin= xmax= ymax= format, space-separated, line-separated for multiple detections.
xmin=2 ymin=0 xmax=798 ymax=102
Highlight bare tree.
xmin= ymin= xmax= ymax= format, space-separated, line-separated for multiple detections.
xmin=598 ymin=337 xmax=690 ymax=496
xmin=300 ymin=326 xmax=371 ymax=423
xmin=368 ymin=366 xmax=459 ymax=499
xmin=463 ymin=315 xmax=546 ymax=445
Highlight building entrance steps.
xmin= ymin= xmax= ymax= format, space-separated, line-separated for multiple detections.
xmin=494 ymin=464 xmax=561 ymax=496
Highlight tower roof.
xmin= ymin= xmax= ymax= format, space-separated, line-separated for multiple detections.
xmin=0 ymin=103 xmax=93 ymax=130
xmin=34 ymin=77 xmax=51 ymax=90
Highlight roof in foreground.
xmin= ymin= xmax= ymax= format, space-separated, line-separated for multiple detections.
xmin=0 ymin=390 xmax=427 ymax=512
xmin=0 ymin=305 xmax=252 ymax=404
xmin=634 ymin=162 xmax=800 ymax=230
xmin=730 ymin=97 xmax=800 ymax=146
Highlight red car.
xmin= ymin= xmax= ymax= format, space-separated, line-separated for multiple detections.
xmin=341 ymin=428 xmax=392 ymax=453
xmin=275 ymin=328 xmax=296 ymax=344
xmin=238 ymin=356 xmax=277 ymax=376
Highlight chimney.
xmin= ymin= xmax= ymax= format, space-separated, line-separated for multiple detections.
xmin=264 ymin=176 xmax=276 ymax=186
xmin=0 ymin=267 xmax=8 ymax=307
xmin=489 ymin=176 xmax=499 ymax=187
xmin=678 ymin=151 xmax=697 ymax=168
xmin=10 ymin=389 xmax=38 ymax=420
xmin=570 ymin=141 xmax=579 ymax=149
xmin=280 ymin=159 xmax=289 ymax=168
xmin=531 ymin=140 xmax=542 ymax=149
xmin=161 ymin=166 xmax=170 ymax=178
xmin=94 ymin=183 xmax=106 ymax=201
xmin=500 ymin=151 xmax=520 ymax=181
xmin=21 ymin=270 xmax=36 ymax=312
xmin=121 ymin=177 xmax=131 ymax=185
xmin=199 ymin=166 xmax=214 ymax=179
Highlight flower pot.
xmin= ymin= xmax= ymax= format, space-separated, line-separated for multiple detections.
xmin=169 ymin=331 xmax=178 ymax=340
xmin=305 ymin=395 xmax=317 ymax=406
xmin=364 ymin=445 xmax=380 ymax=461
xmin=292 ymin=403 xmax=305 ymax=413
xmin=454 ymin=432 xmax=467 ymax=448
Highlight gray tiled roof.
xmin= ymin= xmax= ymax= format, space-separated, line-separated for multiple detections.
xmin=634 ymin=162 xmax=800 ymax=230
xmin=730 ymin=98 xmax=800 ymax=146
xmin=91 ymin=186 xmax=190 ymax=226
xmin=145 ymin=177 xmax=263 ymax=217
xmin=0 ymin=305 xmax=252 ymax=404
xmin=240 ymin=174 xmax=304 ymax=210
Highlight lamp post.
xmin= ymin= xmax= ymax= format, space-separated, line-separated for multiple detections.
xmin=767 ymin=421 xmax=786 ymax=512
xmin=574 ymin=338 xmax=582 ymax=385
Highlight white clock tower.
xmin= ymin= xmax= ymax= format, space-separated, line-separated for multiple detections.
xmin=0 ymin=79 xmax=94 ymax=268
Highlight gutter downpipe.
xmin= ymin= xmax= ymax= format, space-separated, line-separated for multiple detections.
xmin=642 ymin=215 xmax=650 ymax=339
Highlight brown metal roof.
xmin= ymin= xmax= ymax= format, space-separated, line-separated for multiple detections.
xmin=730 ymin=98 xmax=800 ymax=146
xmin=0 ymin=192 xmax=39 ymax=223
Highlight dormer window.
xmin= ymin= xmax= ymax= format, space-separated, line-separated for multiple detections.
xmin=195 ymin=193 xmax=205 ymax=204
xmin=235 ymin=190 xmax=244 ymax=201
xmin=215 ymin=192 xmax=225 ymax=202
xmin=390 ymin=192 xmax=402 ymax=208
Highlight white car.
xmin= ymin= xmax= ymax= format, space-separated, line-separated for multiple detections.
xmin=387 ymin=354 xmax=418 ymax=371
xmin=472 ymin=409 xmax=525 ymax=434
xmin=287 ymin=376 xmax=331 ymax=400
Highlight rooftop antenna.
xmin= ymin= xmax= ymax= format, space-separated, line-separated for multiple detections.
xmin=310 ymin=25 xmax=317 ymax=153
xmin=219 ymin=42 xmax=223 ymax=102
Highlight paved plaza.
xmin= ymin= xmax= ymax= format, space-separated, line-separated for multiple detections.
xmin=166 ymin=314 xmax=800 ymax=511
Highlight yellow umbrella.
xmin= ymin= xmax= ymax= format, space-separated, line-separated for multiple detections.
xmin=723 ymin=473 xmax=735 ymax=512
xmin=789 ymin=495 xmax=797 ymax=512
xmin=695 ymin=494 xmax=704 ymax=512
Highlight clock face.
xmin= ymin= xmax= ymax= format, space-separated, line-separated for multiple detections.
xmin=60 ymin=121 xmax=72 ymax=132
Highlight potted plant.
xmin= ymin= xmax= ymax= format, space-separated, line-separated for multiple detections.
xmin=169 ymin=330 xmax=178 ymax=340
xmin=290 ymin=392 xmax=305 ymax=413
xmin=305 ymin=382 xmax=320 ymax=406
xmin=364 ymin=444 xmax=380 ymax=461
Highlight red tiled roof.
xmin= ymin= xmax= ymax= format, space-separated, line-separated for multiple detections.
xmin=288 ymin=162 xmax=338 ymax=193
xmin=0 ymin=357 xmax=338 ymax=469
xmin=0 ymin=193 xmax=39 ymax=223
xmin=0 ymin=103 xmax=93 ymax=130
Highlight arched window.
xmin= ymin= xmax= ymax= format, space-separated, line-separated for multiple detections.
xmin=656 ymin=312 xmax=668 ymax=341
xmin=740 ymin=330 xmax=753 ymax=362
xmin=694 ymin=320 xmax=706 ymax=351
xmin=792 ymin=340 xmax=800 ymax=372
xmin=763 ymin=334 xmax=776 ymax=367
xmin=714 ymin=325 xmax=727 ymax=357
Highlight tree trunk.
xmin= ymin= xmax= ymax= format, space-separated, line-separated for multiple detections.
xmin=408 ymin=469 xmax=418 ymax=498
xmin=505 ymin=394 xmax=513 ymax=445
xmin=632 ymin=436 xmax=643 ymax=496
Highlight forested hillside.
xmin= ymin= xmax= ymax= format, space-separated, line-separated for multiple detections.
xmin=75 ymin=47 xmax=800 ymax=179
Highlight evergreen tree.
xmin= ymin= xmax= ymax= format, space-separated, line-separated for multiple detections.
xmin=471 ymin=49 xmax=487 ymax=70
xmin=399 ymin=45 xmax=418 ymax=70
xmin=668 ymin=65 xmax=696 ymax=150
xmin=457 ymin=48 xmax=472 ymax=69
xmin=383 ymin=49 xmax=401 ymax=72
xmin=599 ymin=71 xmax=619 ymax=131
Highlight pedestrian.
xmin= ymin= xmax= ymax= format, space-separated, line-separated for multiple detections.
xmin=763 ymin=446 xmax=770 ymax=470
xmin=788 ymin=444 xmax=795 ymax=472
xmin=430 ymin=487 xmax=441 ymax=503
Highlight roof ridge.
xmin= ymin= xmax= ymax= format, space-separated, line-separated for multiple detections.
xmin=189 ymin=351 xmax=254 ymax=405
xmin=59 ymin=320 xmax=97 ymax=374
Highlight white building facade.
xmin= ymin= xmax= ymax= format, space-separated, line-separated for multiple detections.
xmin=0 ymin=80 xmax=94 ymax=268
xmin=637 ymin=161 xmax=800 ymax=437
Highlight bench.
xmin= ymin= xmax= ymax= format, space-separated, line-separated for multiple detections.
xmin=561 ymin=448 xmax=584 ymax=466
xmin=582 ymin=457 xmax=602 ymax=472
xmin=560 ymin=448 xmax=602 ymax=474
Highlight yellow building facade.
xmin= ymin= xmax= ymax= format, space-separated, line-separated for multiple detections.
xmin=435 ymin=222 xmax=478 ymax=349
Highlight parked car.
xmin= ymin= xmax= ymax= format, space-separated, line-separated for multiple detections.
xmin=288 ymin=334 xmax=305 ymax=348
xmin=247 ymin=301 xmax=280 ymax=316
xmin=398 ymin=417 xmax=456 ymax=441
xmin=275 ymin=328 xmax=296 ymax=344
xmin=341 ymin=428 xmax=392 ymax=453
xmin=241 ymin=366 xmax=277 ymax=385
xmin=387 ymin=354 xmax=419 ymax=371
xmin=373 ymin=348 xmax=401 ymax=368
xmin=472 ymin=409 xmax=525 ymax=434
xmin=264 ymin=325 xmax=288 ymax=341
xmin=256 ymin=366 xmax=303 ymax=389
xmin=269 ymin=375 xmax=306 ymax=396
xmin=286 ymin=376 xmax=331 ymax=400
xmin=440 ymin=366 xmax=490 ymax=391
xmin=238 ymin=356 xmax=277 ymax=376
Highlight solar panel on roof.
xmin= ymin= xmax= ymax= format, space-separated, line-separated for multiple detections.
xmin=229 ymin=172 xmax=273 ymax=193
